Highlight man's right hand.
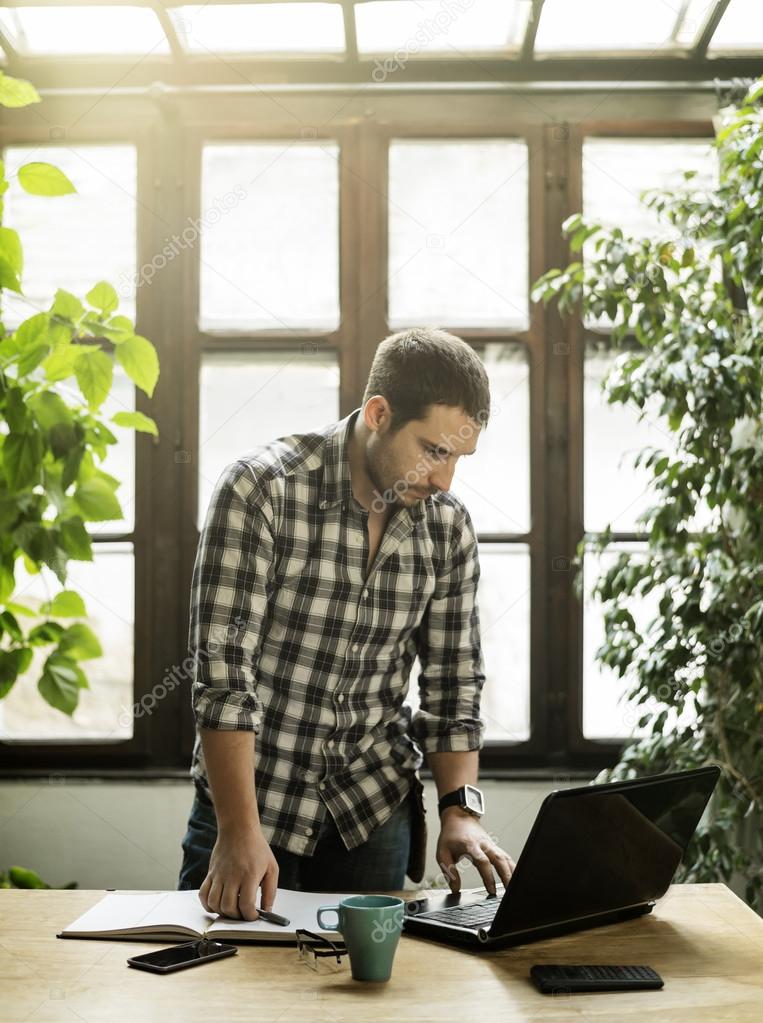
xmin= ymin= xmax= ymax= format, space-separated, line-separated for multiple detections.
xmin=198 ymin=824 xmax=279 ymax=921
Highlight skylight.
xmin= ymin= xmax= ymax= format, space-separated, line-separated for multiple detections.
xmin=170 ymin=3 xmax=345 ymax=55
xmin=0 ymin=5 xmax=170 ymax=56
xmin=535 ymin=0 xmax=685 ymax=53
xmin=354 ymin=0 xmax=532 ymax=56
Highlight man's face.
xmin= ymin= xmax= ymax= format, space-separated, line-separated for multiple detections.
xmin=365 ymin=403 xmax=481 ymax=510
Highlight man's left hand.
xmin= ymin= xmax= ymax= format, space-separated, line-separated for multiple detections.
xmin=436 ymin=807 xmax=516 ymax=895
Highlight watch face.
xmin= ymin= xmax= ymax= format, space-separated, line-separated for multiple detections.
xmin=464 ymin=785 xmax=484 ymax=814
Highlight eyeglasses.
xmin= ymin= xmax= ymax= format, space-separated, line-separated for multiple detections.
xmin=295 ymin=929 xmax=348 ymax=973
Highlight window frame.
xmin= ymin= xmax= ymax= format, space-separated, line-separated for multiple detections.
xmin=565 ymin=118 xmax=717 ymax=760
xmin=0 ymin=93 xmax=717 ymax=775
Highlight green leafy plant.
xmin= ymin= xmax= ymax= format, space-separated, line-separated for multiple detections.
xmin=532 ymin=78 xmax=763 ymax=912
xmin=0 ymin=70 xmax=160 ymax=718
xmin=0 ymin=865 xmax=77 ymax=889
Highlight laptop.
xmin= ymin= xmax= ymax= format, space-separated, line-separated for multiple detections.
xmin=403 ymin=765 xmax=720 ymax=950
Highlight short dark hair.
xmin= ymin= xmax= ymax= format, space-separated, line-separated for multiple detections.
xmin=363 ymin=327 xmax=491 ymax=432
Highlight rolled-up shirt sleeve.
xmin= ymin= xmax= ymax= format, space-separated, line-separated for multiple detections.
xmin=189 ymin=460 xmax=275 ymax=732
xmin=411 ymin=504 xmax=486 ymax=754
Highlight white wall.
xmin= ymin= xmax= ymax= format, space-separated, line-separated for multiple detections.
xmin=0 ymin=778 xmax=575 ymax=891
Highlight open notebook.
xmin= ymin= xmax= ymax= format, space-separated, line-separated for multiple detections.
xmin=57 ymin=889 xmax=353 ymax=944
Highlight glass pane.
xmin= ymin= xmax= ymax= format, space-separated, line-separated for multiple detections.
xmin=92 ymin=368 xmax=136 ymax=535
xmin=0 ymin=7 xmax=169 ymax=55
xmin=709 ymin=0 xmax=763 ymax=51
xmin=450 ymin=344 xmax=530 ymax=534
xmin=406 ymin=543 xmax=530 ymax=742
xmin=535 ymin=0 xmax=682 ymax=51
xmin=585 ymin=346 xmax=713 ymax=535
xmin=583 ymin=138 xmax=717 ymax=239
xmin=2 ymin=145 xmax=137 ymax=326
xmin=172 ymin=3 xmax=345 ymax=54
xmin=200 ymin=143 xmax=340 ymax=331
xmin=388 ymin=139 xmax=528 ymax=329
xmin=583 ymin=545 xmax=697 ymax=740
xmin=675 ymin=0 xmax=716 ymax=45
xmin=582 ymin=139 xmax=718 ymax=330
xmin=199 ymin=349 xmax=340 ymax=525
xmin=0 ymin=544 xmax=134 ymax=742
xmin=584 ymin=347 xmax=673 ymax=533
xmin=355 ymin=0 xmax=531 ymax=56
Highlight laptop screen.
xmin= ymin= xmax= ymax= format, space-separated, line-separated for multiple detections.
xmin=492 ymin=767 xmax=719 ymax=935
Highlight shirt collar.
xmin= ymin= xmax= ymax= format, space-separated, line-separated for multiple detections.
xmin=318 ymin=407 xmax=429 ymax=524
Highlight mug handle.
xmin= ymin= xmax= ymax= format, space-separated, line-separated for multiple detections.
xmin=317 ymin=905 xmax=341 ymax=931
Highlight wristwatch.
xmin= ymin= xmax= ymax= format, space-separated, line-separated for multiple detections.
xmin=437 ymin=784 xmax=485 ymax=819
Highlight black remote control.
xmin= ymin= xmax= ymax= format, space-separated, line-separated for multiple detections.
xmin=530 ymin=964 xmax=664 ymax=994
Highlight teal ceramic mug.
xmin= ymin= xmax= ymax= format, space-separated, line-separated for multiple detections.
xmin=316 ymin=895 xmax=405 ymax=982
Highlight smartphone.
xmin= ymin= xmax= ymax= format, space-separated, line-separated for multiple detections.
xmin=127 ymin=939 xmax=237 ymax=974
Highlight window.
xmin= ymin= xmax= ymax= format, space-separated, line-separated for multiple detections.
xmin=388 ymin=139 xmax=529 ymax=329
xmin=0 ymin=85 xmax=721 ymax=772
xmin=199 ymin=142 xmax=340 ymax=332
xmin=0 ymin=144 xmax=138 ymax=747
xmin=199 ymin=350 xmax=340 ymax=525
xmin=580 ymin=137 xmax=718 ymax=744
xmin=0 ymin=6 xmax=169 ymax=56
xmin=171 ymin=4 xmax=345 ymax=55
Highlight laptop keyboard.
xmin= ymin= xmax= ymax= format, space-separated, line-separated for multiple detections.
xmin=420 ymin=898 xmax=500 ymax=930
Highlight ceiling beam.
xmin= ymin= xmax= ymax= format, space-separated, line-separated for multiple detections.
xmin=694 ymin=0 xmax=733 ymax=58
xmin=521 ymin=0 xmax=545 ymax=62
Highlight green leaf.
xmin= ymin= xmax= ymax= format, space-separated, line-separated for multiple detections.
xmin=18 ymin=161 xmax=76 ymax=197
xmin=15 ymin=312 xmax=49 ymax=349
xmin=0 ymin=254 xmax=21 ymax=293
xmin=17 ymin=342 xmax=51 ymax=376
xmin=59 ymin=517 xmax=93 ymax=561
xmin=115 ymin=335 xmax=159 ymax=397
xmin=0 ymin=647 xmax=33 ymax=700
xmin=6 ymin=601 xmax=37 ymax=618
xmin=0 ymin=226 xmax=23 ymax=275
xmin=27 ymin=621 xmax=66 ymax=646
xmin=42 ymin=590 xmax=87 ymax=618
xmin=111 ymin=410 xmax=158 ymax=436
xmin=28 ymin=390 xmax=73 ymax=433
xmin=73 ymin=477 xmax=122 ymax=521
xmin=43 ymin=343 xmax=92 ymax=383
xmin=85 ymin=281 xmax=119 ymax=315
xmin=104 ymin=315 xmax=134 ymax=341
xmin=3 ymin=431 xmax=43 ymax=489
xmin=58 ymin=622 xmax=102 ymax=661
xmin=0 ymin=609 xmax=23 ymax=642
xmin=0 ymin=563 xmax=16 ymax=603
xmin=0 ymin=72 xmax=41 ymax=109
xmin=74 ymin=349 xmax=113 ymax=411
xmin=5 ymin=386 xmax=28 ymax=431
xmin=38 ymin=653 xmax=84 ymax=714
xmin=51 ymin=289 xmax=84 ymax=322
xmin=8 ymin=866 xmax=49 ymax=889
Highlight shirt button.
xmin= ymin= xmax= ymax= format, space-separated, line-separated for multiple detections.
xmin=319 ymin=781 xmax=326 ymax=790
xmin=336 ymin=693 xmax=345 ymax=703
xmin=304 ymin=827 xmax=313 ymax=837
xmin=361 ymin=590 xmax=368 ymax=600
xmin=351 ymin=644 xmax=359 ymax=653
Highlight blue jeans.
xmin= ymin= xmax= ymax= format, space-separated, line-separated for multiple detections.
xmin=178 ymin=781 xmax=412 ymax=893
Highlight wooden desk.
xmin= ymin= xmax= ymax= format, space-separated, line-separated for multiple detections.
xmin=1 ymin=884 xmax=761 ymax=1022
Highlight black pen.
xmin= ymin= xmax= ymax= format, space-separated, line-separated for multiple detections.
xmin=256 ymin=908 xmax=290 ymax=927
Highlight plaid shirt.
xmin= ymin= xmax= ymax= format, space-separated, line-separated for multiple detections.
xmin=188 ymin=407 xmax=485 ymax=857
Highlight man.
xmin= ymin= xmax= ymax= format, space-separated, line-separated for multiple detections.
xmin=178 ymin=327 xmax=515 ymax=920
